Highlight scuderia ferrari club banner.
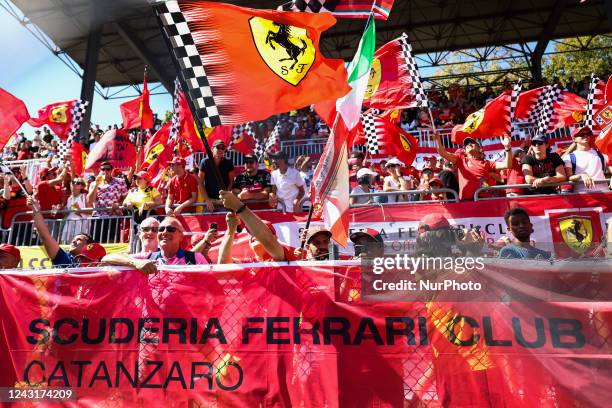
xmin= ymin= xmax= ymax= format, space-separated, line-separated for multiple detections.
xmin=1 ymin=260 xmax=611 ymax=406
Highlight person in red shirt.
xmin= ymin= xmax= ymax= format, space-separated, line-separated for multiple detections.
xmin=218 ymin=190 xmax=300 ymax=262
xmin=433 ymin=134 xmax=512 ymax=200
xmin=165 ymin=158 xmax=198 ymax=215
xmin=504 ymin=147 xmax=527 ymax=196
xmin=35 ymin=166 xmax=68 ymax=218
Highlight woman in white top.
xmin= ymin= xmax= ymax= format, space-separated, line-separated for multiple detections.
xmin=61 ymin=178 xmax=92 ymax=243
xmin=383 ymin=158 xmax=413 ymax=203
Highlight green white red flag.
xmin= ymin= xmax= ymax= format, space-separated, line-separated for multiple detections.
xmin=311 ymin=15 xmax=375 ymax=246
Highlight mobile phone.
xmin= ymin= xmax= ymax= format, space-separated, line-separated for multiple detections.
xmin=210 ymin=222 xmax=218 ymax=230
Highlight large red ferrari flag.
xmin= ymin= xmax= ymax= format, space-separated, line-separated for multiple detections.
xmin=363 ymin=33 xmax=428 ymax=110
xmin=28 ymin=100 xmax=83 ymax=140
xmin=156 ymin=1 xmax=350 ymax=127
xmin=0 ymin=88 xmax=30 ymax=150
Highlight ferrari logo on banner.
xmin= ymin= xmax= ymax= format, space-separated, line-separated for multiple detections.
xmin=364 ymin=57 xmax=382 ymax=99
xmin=461 ymin=109 xmax=484 ymax=134
xmin=548 ymin=211 xmax=603 ymax=257
xmin=399 ymin=132 xmax=413 ymax=152
xmin=144 ymin=143 xmax=165 ymax=165
xmin=250 ymin=17 xmax=315 ymax=86
xmin=50 ymin=104 xmax=68 ymax=123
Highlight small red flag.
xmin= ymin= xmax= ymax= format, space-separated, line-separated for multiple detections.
xmin=85 ymin=129 xmax=137 ymax=170
xmin=594 ymin=101 xmax=612 ymax=157
xmin=0 ymin=88 xmax=30 ymax=150
xmin=28 ymin=100 xmax=80 ymax=140
xmin=176 ymin=90 xmax=204 ymax=156
xmin=70 ymin=142 xmax=88 ymax=176
xmin=120 ymin=72 xmax=154 ymax=130
xmin=376 ymin=116 xmax=419 ymax=167
xmin=451 ymin=91 xmax=511 ymax=144
xmin=548 ymin=91 xmax=587 ymax=131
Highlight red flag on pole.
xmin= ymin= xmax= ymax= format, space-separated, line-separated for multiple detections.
xmin=141 ymin=123 xmax=171 ymax=171
xmin=547 ymin=91 xmax=587 ymax=131
xmin=175 ymin=90 xmax=204 ymax=156
xmin=27 ymin=100 xmax=82 ymax=140
xmin=85 ymin=129 xmax=137 ymax=170
xmin=375 ymin=115 xmax=419 ymax=166
xmin=120 ymin=71 xmax=154 ymax=130
xmin=451 ymin=91 xmax=512 ymax=144
xmin=0 ymin=88 xmax=30 ymax=150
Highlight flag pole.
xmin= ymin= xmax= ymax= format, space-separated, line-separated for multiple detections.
xmin=300 ymin=205 xmax=315 ymax=250
xmin=153 ymin=6 xmax=226 ymax=191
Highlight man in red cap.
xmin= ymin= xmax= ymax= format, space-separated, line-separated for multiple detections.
xmin=349 ymin=228 xmax=385 ymax=258
xmin=433 ymin=133 xmax=512 ymax=200
xmin=0 ymin=244 xmax=21 ymax=269
xmin=166 ymin=157 xmax=198 ymax=215
xmin=416 ymin=213 xmax=484 ymax=257
xmin=562 ymin=126 xmax=612 ymax=193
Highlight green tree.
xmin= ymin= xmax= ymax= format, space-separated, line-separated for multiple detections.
xmin=542 ymin=35 xmax=612 ymax=82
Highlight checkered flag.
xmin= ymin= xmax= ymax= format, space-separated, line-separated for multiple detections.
xmin=230 ymin=122 xmax=255 ymax=150
xmin=57 ymin=99 xmax=88 ymax=160
xmin=525 ymin=84 xmax=562 ymax=134
xmin=399 ymin=33 xmax=428 ymax=108
xmin=361 ymin=111 xmax=379 ymax=153
xmin=155 ymin=1 xmax=222 ymax=128
xmin=508 ymin=80 xmax=522 ymax=137
xmin=169 ymin=78 xmax=181 ymax=144
xmin=265 ymin=121 xmax=282 ymax=153
xmin=584 ymin=74 xmax=605 ymax=131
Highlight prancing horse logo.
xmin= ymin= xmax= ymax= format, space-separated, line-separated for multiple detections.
xmin=250 ymin=17 xmax=315 ymax=86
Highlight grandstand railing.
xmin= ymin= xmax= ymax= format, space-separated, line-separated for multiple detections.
xmin=473 ymin=179 xmax=611 ymax=201
xmin=349 ymin=188 xmax=459 ymax=206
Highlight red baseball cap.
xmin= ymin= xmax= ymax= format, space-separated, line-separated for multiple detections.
xmin=135 ymin=171 xmax=151 ymax=182
xmin=38 ymin=166 xmax=57 ymax=178
xmin=418 ymin=214 xmax=450 ymax=234
xmin=350 ymin=228 xmax=383 ymax=244
xmin=169 ymin=157 xmax=186 ymax=166
xmin=428 ymin=177 xmax=444 ymax=187
xmin=77 ymin=243 xmax=106 ymax=262
xmin=0 ymin=244 xmax=20 ymax=260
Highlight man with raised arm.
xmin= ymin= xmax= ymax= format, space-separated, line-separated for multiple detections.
xmin=433 ymin=133 xmax=512 ymax=200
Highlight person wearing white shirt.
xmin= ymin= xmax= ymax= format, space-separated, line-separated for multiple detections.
xmin=562 ymin=126 xmax=612 ymax=193
xmin=383 ymin=158 xmax=413 ymax=203
xmin=350 ymin=167 xmax=379 ymax=205
xmin=269 ymin=151 xmax=306 ymax=213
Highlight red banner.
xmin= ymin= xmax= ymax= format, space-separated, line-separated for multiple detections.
xmin=0 ymin=261 xmax=611 ymax=406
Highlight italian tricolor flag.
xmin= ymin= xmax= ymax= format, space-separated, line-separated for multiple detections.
xmin=311 ymin=15 xmax=376 ymax=246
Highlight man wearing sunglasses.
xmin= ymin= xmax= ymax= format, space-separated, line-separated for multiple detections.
xmin=562 ymin=126 xmax=611 ymax=193
xmin=521 ymin=134 xmax=567 ymax=195
xmin=232 ymin=154 xmax=271 ymax=208
xmin=198 ymin=140 xmax=235 ymax=212
xmin=87 ymin=161 xmax=128 ymax=241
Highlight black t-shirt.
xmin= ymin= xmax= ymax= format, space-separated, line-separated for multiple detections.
xmin=199 ymin=157 xmax=234 ymax=199
xmin=521 ymin=152 xmax=565 ymax=194
xmin=233 ymin=170 xmax=271 ymax=193
xmin=437 ymin=169 xmax=459 ymax=194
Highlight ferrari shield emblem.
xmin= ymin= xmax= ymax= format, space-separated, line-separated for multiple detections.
xmin=249 ymin=17 xmax=315 ymax=86
xmin=50 ymin=105 xmax=69 ymax=123
xmin=364 ymin=57 xmax=382 ymax=99
xmin=399 ymin=133 xmax=412 ymax=152
xmin=558 ymin=215 xmax=593 ymax=254
xmin=571 ymin=111 xmax=584 ymax=122
xmin=461 ymin=109 xmax=484 ymax=134
xmin=145 ymin=144 xmax=165 ymax=165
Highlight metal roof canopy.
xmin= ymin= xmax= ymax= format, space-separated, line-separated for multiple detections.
xmin=6 ymin=0 xmax=610 ymax=96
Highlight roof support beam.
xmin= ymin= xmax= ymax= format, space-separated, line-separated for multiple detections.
xmin=529 ymin=0 xmax=568 ymax=82
xmin=79 ymin=0 xmax=102 ymax=141
xmin=113 ymin=20 xmax=173 ymax=93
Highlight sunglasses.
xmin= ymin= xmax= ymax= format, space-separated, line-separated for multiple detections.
xmin=141 ymin=226 xmax=159 ymax=233
xmin=72 ymin=181 xmax=84 ymax=186
xmin=101 ymin=167 xmax=112 ymax=171
xmin=531 ymin=141 xmax=545 ymax=146
xmin=158 ymin=226 xmax=179 ymax=233
xmin=387 ymin=164 xmax=399 ymax=168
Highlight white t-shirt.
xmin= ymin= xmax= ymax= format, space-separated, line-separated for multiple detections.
xmin=350 ymin=185 xmax=371 ymax=204
xmin=562 ymin=149 xmax=609 ymax=193
xmin=383 ymin=175 xmax=409 ymax=203
xmin=271 ymin=167 xmax=306 ymax=212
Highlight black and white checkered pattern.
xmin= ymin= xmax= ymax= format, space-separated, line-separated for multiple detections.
xmin=156 ymin=1 xmax=221 ymax=128
xmin=399 ymin=33 xmax=428 ymax=108
xmin=57 ymin=100 xmax=88 ymax=160
xmin=169 ymin=78 xmax=181 ymax=143
xmin=278 ymin=0 xmax=336 ymax=13
xmin=265 ymin=121 xmax=282 ymax=153
xmin=508 ymin=80 xmax=522 ymax=137
xmin=361 ymin=111 xmax=379 ymax=153
xmin=230 ymin=122 xmax=255 ymax=150
xmin=525 ymin=85 xmax=562 ymax=134
xmin=584 ymin=74 xmax=600 ymax=130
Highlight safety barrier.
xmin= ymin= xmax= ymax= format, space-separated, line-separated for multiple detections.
xmin=473 ymin=179 xmax=612 ymax=201
xmin=6 ymin=206 xmax=133 ymax=246
xmin=349 ymin=188 xmax=459 ymax=206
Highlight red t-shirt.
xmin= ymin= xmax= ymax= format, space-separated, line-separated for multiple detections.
xmin=35 ymin=181 xmax=66 ymax=218
xmin=455 ymin=151 xmax=496 ymax=200
xmin=169 ymin=173 xmax=198 ymax=211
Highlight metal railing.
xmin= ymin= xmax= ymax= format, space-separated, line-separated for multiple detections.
xmin=473 ymin=179 xmax=612 ymax=201
xmin=349 ymin=188 xmax=459 ymax=206
xmin=6 ymin=206 xmax=134 ymax=246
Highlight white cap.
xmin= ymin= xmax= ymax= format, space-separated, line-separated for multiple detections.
xmin=356 ymin=167 xmax=378 ymax=179
xmin=385 ymin=158 xmax=405 ymax=168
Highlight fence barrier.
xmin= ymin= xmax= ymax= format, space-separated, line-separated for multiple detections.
xmin=473 ymin=179 xmax=611 ymax=201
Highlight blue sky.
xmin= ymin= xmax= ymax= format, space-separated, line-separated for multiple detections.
xmin=0 ymin=5 xmax=172 ymax=138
